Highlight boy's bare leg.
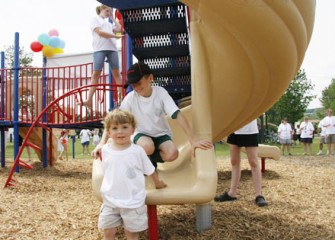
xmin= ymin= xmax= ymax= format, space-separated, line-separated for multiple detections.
xmin=159 ymin=140 xmax=178 ymax=162
xmin=81 ymin=70 xmax=102 ymax=107
xmin=136 ymin=136 xmax=155 ymax=156
xmin=124 ymin=229 xmax=139 ymax=240
xmin=103 ymin=228 xmax=117 ymax=240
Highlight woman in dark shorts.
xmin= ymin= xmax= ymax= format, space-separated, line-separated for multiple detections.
xmin=214 ymin=119 xmax=267 ymax=207
xmin=299 ymin=117 xmax=314 ymax=155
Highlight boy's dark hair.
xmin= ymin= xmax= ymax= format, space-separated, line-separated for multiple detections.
xmin=125 ymin=62 xmax=152 ymax=86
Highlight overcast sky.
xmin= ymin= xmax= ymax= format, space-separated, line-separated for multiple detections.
xmin=0 ymin=0 xmax=334 ymax=109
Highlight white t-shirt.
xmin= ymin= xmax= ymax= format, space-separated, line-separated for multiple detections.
xmin=234 ymin=119 xmax=259 ymax=135
xmin=90 ymin=15 xmax=117 ymax=51
xmin=120 ymin=86 xmax=179 ymax=137
xmin=300 ymin=121 xmax=314 ymax=138
xmin=80 ymin=129 xmax=91 ymax=143
xmin=93 ymin=133 xmax=100 ymax=145
xmin=278 ymin=122 xmax=292 ymax=140
xmin=100 ymin=143 xmax=155 ymax=208
xmin=318 ymin=119 xmax=326 ymax=137
xmin=322 ymin=116 xmax=335 ymax=135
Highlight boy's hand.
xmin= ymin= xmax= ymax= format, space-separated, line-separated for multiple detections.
xmin=191 ymin=139 xmax=213 ymax=157
xmin=91 ymin=144 xmax=103 ymax=159
xmin=155 ymin=180 xmax=167 ymax=189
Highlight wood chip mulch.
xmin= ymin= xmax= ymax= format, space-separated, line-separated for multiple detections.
xmin=0 ymin=155 xmax=334 ymax=240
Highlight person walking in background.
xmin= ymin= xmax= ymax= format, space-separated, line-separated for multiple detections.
xmin=81 ymin=4 xmax=123 ymax=107
xmin=57 ymin=133 xmax=64 ymax=159
xmin=214 ymin=119 xmax=267 ymax=207
xmin=317 ymin=118 xmax=326 ymax=155
xmin=294 ymin=124 xmax=301 ymax=145
xmin=300 ymin=117 xmax=315 ymax=156
xmin=59 ymin=129 xmax=70 ymax=161
xmin=98 ymin=109 xmax=166 ymax=240
xmin=93 ymin=128 xmax=100 ymax=147
xmin=278 ymin=118 xmax=293 ymax=156
xmin=321 ymin=108 xmax=335 ymax=155
xmin=80 ymin=129 xmax=91 ymax=155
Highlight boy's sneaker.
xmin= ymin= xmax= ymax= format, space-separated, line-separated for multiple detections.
xmin=316 ymin=150 xmax=323 ymax=156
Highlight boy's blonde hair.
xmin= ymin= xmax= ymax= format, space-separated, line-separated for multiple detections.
xmin=104 ymin=109 xmax=136 ymax=131
xmin=96 ymin=5 xmax=112 ymax=15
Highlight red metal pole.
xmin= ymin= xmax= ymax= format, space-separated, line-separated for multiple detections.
xmin=261 ymin=158 xmax=265 ymax=173
xmin=147 ymin=205 xmax=159 ymax=240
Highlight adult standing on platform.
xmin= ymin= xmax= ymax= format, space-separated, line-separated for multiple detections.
xmin=81 ymin=4 xmax=123 ymax=107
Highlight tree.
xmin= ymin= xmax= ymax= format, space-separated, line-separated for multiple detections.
xmin=320 ymin=78 xmax=335 ymax=111
xmin=3 ymin=45 xmax=34 ymax=69
xmin=266 ymin=69 xmax=315 ymax=126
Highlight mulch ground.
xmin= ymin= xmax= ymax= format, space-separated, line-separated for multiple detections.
xmin=0 ymin=154 xmax=334 ymax=240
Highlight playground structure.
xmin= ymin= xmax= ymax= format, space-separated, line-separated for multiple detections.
xmin=0 ymin=43 xmax=124 ymax=184
xmin=1 ymin=0 xmax=315 ymax=238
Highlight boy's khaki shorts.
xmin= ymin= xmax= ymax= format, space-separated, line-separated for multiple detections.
xmin=98 ymin=205 xmax=148 ymax=233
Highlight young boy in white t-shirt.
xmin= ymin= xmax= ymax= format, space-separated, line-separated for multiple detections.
xmin=93 ymin=62 xmax=212 ymax=167
xmin=99 ymin=109 xmax=166 ymax=240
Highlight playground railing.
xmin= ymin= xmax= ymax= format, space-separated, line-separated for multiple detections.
xmin=0 ymin=63 xmax=123 ymax=127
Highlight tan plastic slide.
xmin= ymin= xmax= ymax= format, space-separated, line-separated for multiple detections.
xmin=19 ymin=127 xmax=58 ymax=164
xmin=92 ymin=1 xmax=316 ymax=204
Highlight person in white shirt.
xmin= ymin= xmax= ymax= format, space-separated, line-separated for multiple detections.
xmin=316 ymin=118 xmax=326 ymax=155
xmin=92 ymin=128 xmax=100 ymax=147
xmin=214 ymin=119 xmax=267 ymax=207
xmin=294 ymin=124 xmax=301 ymax=145
xmin=80 ymin=129 xmax=91 ymax=155
xmin=299 ymin=117 xmax=315 ymax=155
xmin=92 ymin=62 xmax=213 ymax=168
xmin=81 ymin=4 xmax=123 ymax=107
xmin=322 ymin=108 xmax=335 ymax=155
xmin=98 ymin=109 xmax=166 ymax=240
xmin=277 ymin=118 xmax=293 ymax=156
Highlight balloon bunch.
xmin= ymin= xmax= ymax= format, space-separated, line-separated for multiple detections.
xmin=30 ymin=29 xmax=65 ymax=58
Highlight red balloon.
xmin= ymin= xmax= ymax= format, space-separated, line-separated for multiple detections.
xmin=30 ymin=41 xmax=43 ymax=52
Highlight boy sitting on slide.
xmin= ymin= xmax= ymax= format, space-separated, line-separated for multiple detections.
xmin=92 ymin=62 xmax=212 ymax=167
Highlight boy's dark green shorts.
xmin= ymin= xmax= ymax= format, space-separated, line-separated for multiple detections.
xmin=133 ymin=133 xmax=172 ymax=166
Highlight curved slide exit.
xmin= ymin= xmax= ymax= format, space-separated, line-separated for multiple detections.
xmin=93 ymin=0 xmax=316 ymax=205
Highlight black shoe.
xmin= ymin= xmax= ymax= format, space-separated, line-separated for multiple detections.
xmin=255 ymin=195 xmax=268 ymax=207
xmin=214 ymin=191 xmax=237 ymax=202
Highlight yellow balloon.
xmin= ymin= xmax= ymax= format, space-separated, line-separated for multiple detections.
xmin=53 ymin=48 xmax=64 ymax=54
xmin=42 ymin=45 xmax=54 ymax=58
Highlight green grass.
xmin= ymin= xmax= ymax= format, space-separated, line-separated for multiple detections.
xmin=3 ymin=137 xmax=324 ymax=161
xmin=214 ymin=137 xmax=322 ymax=157
xmin=4 ymin=136 xmax=95 ymax=161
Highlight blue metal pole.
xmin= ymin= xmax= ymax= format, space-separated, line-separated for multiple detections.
xmin=42 ymin=56 xmax=48 ymax=168
xmin=108 ymin=65 xmax=114 ymax=111
xmin=13 ymin=32 xmax=20 ymax=172
xmin=1 ymin=51 xmax=5 ymax=167
xmin=125 ymin=35 xmax=134 ymax=94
